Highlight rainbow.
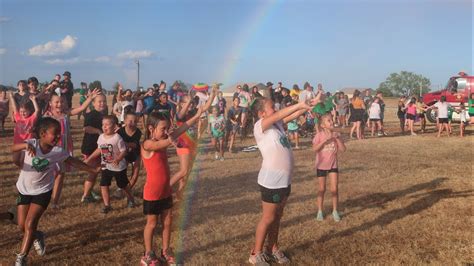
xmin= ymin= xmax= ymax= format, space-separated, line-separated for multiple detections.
xmin=174 ymin=1 xmax=283 ymax=263
xmin=216 ymin=0 xmax=283 ymax=87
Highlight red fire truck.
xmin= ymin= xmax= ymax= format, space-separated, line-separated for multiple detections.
xmin=422 ymin=72 xmax=473 ymax=123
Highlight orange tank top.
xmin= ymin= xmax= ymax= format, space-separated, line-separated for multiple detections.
xmin=142 ymin=150 xmax=172 ymax=201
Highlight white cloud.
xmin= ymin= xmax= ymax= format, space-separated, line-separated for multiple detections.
xmin=28 ymin=35 xmax=77 ymax=57
xmin=117 ymin=50 xmax=155 ymax=59
xmin=94 ymin=56 xmax=110 ymax=63
xmin=44 ymin=56 xmax=112 ymax=65
xmin=0 ymin=17 xmax=11 ymax=23
xmin=0 ymin=48 xmax=6 ymax=55
xmin=44 ymin=57 xmax=81 ymax=65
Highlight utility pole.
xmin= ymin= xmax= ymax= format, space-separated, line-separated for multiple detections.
xmin=136 ymin=60 xmax=140 ymax=91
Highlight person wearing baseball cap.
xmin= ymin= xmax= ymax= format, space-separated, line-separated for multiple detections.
xmin=61 ymin=71 xmax=74 ymax=108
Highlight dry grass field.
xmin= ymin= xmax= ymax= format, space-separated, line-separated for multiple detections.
xmin=0 ymin=95 xmax=473 ymax=265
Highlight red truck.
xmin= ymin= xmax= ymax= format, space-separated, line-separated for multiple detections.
xmin=422 ymin=72 xmax=473 ymax=123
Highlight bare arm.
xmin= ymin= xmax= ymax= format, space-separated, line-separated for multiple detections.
xmin=312 ymin=137 xmax=333 ymax=152
xmin=283 ymin=108 xmax=307 ymax=124
xmin=201 ymin=85 xmax=219 ymax=113
xmin=143 ymin=138 xmax=174 ymax=152
xmin=177 ymin=91 xmax=193 ymax=120
xmin=116 ymin=84 xmax=124 ymax=102
xmin=84 ymin=148 xmax=101 ymax=163
xmin=70 ymin=88 xmax=100 ymax=116
xmin=65 ymin=156 xmax=100 ymax=174
xmin=84 ymin=126 xmax=102 ymax=135
xmin=170 ymin=107 xmax=203 ymax=140
xmin=29 ymin=95 xmax=40 ymax=117
xmin=334 ymin=135 xmax=346 ymax=153
xmin=9 ymin=92 xmax=18 ymax=114
xmin=262 ymin=96 xmax=320 ymax=132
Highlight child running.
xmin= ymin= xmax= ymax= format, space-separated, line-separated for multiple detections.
xmin=312 ymin=114 xmax=346 ymax=222
xmin=85 ymin=115 xmax=136 ymax=213
xmin=9 ymin=93 xmax=40 ymax=167
xmin=12 ymin=117 xmax=99 ymax=266
xmin=140 ymin=108 xmax=203 ymax=266
xmin=208 ymin=106 xmax=226 ymax=160
xmin=249 ymin=94 xmax=320 ymax=265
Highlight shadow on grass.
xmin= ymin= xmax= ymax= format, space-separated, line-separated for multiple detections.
xmin=286 ymin=187 xmax=474 ymax=255
xmin=342 ymin=177 xmax=448 ymax=216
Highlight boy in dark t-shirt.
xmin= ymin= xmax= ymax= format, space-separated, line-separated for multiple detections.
xmin=117 ymin=112 xmax=142 ymax=196
xmin=81 ymin=94 xmax=107 ymax=203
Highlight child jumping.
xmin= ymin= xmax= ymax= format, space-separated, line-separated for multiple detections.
xmin=312 ymin=114 xmax=346 ymax=222
xmin=248 ymin=94 xmax=321 ymax=265
xmin=12 ymin=117 xmax=99 ymax=266
xmin=84 ymin=115 xmax=136 ymax=213
xmin=140 ymin=108 xmax=203 ymax=265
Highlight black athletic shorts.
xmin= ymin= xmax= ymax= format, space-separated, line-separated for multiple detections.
xmin=143 ymin=196 xmax=173 ymax=215
xmin=317 ymin=168 xmax=339 ymax=177
xmin=406 ymin=114 xmax=416 ymax=120
xmin=16 ymin=190 xmax=52 ymax=209
xmin=259 ymin=185 xmax=291 ymax=204
xmin=100 ymin=169 xmax=129 ymax=188
xmin=369 ymin=118 xmax=380 ymax=122
xmin=438 ymin=118 xmax=449 ymax=124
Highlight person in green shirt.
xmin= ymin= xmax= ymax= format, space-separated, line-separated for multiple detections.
xmin=468 ymin=93 xmax=474 ymax=123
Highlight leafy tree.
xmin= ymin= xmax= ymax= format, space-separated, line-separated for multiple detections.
xmin=378 ymin=71 xmax=431 ymax=96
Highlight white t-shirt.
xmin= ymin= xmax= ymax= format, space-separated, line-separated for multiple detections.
xmin=16 ymin=139 xmax=70 ymax=195
xmin=196 ymin=92 xmax=209 ymax=108
xmin=369 ymin=102 xmax=381 ymax=119
xmin=254 ymin=119 xmax=294 ymax=189
xmin=434 ymin=101 xmax=451 ymax=119
xmin=120 ymin=100 xmax=134 ymax=122
xmin=298 ymin=90 xmax=315 ymax=103
xmin=97 ymin=133 xmax=127 ymax=171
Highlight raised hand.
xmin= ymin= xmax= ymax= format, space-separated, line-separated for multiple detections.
xmin=26 ymin=143 xmax=36 ymax=157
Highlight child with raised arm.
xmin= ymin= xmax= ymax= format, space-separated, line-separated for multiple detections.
xmin=248 ymin=93 xmax=321 ymax=265
xmin=12 ymin=117 xmax=99 ymax=266
xmin=84 ymin=115 xmax=136 ymax=213
xmin=313 ymin=114 xmax=346 ymax=222
xmin=43 ymin=89 xmax=100 ymax=208
xmin=140 ymin=108 xmax=202 ymax=265
xmin=10 ymin=93 xmax=40 ymax=167
xmin=80 ymin=94 xmax=107 ymax=203
xmin=208 ymin=106 xmax=226 ymax=160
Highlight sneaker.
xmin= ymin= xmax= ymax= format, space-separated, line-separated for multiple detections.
xmin=249 ymin=252 xmax=270 ymax=265
xmin=411 ymin=132 xmax=417 ymax=136
xmin=272 ymin=249 xmax=290 ymax=264
xmin=214 ymin=152 xmax=219 ymax=160
xmin=101 ymin=205 xmax=112 ymax=214
xmin=220 ymin=156 xmax=225 ymax=161
xmin=15 ymin=253 xmax=27 ymax=266
xmin=91 ymin=190 xmax=102 ymax=200
xmin=81 ymin=195 xmax=97 ymax=204
xmin=161 ymin=248 xmax=176 ymax=265
xmin=33 ymin=231 xmax=46 ymax=256
xmin=127 ymin=200 xmax=136 ymax=208
xmin=113 ymin=188 xmax=125 ymax=199
xmin=316 ymin=210 xmax=324 ymax=221
xmin=141 ymin=251 xmax=160 ymax=266
xmin=332 ymin=210 xmax=342 ymax=222
xmin=377 ymin=132 xmax=383 ymax=136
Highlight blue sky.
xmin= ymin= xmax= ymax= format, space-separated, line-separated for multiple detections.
xmin=0 ymin=0 xmax=472 ymax=91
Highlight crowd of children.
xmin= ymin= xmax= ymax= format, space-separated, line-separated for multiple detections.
xmin=1 ymin=74 xmax=472 ymax=266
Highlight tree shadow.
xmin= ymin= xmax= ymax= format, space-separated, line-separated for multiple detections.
xmin=286 ymin=188 xmax=474 ymax=255
xmin=341 ymin=177 xmax=448 ymax=216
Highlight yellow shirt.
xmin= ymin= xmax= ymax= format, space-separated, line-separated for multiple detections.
xmin=290 ymin=89 xmax=300 ymax=98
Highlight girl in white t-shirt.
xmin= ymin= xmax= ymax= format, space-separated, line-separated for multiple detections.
xmin=11 ymin=117 xmax=99 ymax=265
xmin=368 ymin=97 xmax=383 ymax=137
xmin=248 ymin=93 xmax=321 ymax=265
